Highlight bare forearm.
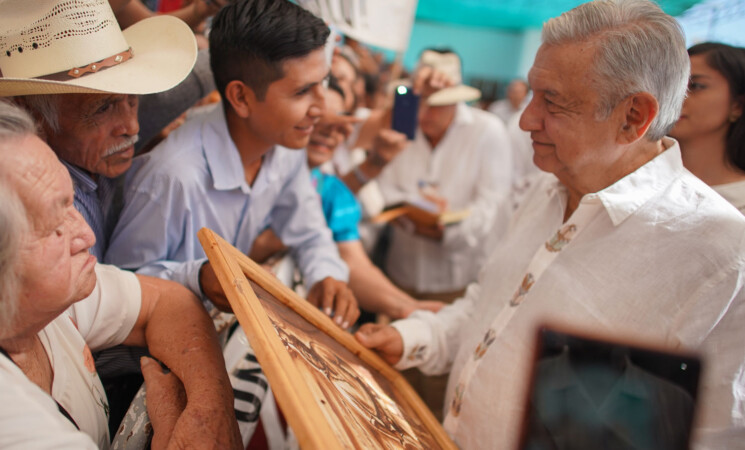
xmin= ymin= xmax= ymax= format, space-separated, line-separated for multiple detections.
xmin=339 ymin=242 xmax=416 ymax=319
xmin=128 ymin=276 xmax=241 ymax=448
xmin=135 ymin=277 xmax=233 ymax=407
xmin=340 ymin=158 xmax=385 ymax=193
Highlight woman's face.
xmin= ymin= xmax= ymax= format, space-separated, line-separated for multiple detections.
xmin=670 ymin=54 xmax=742 ymax=145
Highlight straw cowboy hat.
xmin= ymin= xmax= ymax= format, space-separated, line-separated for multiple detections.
xmin=0 ymin=0 xmax=197 ymax=96
xmin=418 ymin=49 xmax=481 ymax=106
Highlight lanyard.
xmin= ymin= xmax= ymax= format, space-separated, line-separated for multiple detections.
xmin=442 ymin=201 xmax=602 ymax=435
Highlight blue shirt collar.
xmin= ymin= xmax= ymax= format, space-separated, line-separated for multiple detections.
xmin=59 ymin=159 xmax=97 ymax=193
xmin=200 ymin=103 xmax=281 ymax=193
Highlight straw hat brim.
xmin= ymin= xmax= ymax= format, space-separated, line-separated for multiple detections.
xmin=0 ymin=15 xmax=197 ymax=97
xmin=427 ymin=85 xmax=481 ymax=106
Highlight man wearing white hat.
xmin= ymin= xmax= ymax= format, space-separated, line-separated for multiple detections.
xmin=0 ymin=0 xmax=198 ymax=261
xmin=373 ymin=47 xmax=513 ymax=419
xmin=376 ymin=49 xmax=513 ymax=301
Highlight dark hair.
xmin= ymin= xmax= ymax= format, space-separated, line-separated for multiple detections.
xmin=209 ymin=0 xmax=330 ymax=102
xmin=688 ymin=42 xmax=745 ymax=172
xmin=327 ymin=74 xmax=345 ymax=102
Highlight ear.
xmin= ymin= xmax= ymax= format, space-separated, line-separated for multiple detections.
xmin=617 ymin=92 xmax=658 ymax=144
xmin=729 ymin=96 xmax=744 ymax=123
xmin=224 ymin=80 xmax=256 ymax=119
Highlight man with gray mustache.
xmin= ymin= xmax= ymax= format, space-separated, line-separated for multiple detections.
xmin=16 ymin=93 xmax=142 ymax=261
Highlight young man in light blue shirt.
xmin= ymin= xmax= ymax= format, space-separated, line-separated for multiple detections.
xmin=106 ymin=0 xmax=359 ymax=327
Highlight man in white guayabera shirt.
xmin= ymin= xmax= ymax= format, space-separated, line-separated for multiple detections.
xmin=355 ymin=1 xmax=745 ymax=448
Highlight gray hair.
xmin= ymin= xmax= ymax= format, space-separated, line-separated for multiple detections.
xmin=542 ymin=0 xmax=689 ymax=140
xmin=0 ymin=99 xmax=38 ymax=139
xmin=0 ymin=181 xmax=27 ymax=331
xmin=17 ymin=94 xmax=59 ymax=134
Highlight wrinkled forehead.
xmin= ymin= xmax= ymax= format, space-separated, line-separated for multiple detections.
xmin=3 ymin=136 xmax=73 ymax=231
xmin=53 ymin=92 xmax=131 ymax=126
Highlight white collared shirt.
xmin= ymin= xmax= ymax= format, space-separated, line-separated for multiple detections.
xmin=392 ymin=140 xmax=745 ymax=448
xmin=376 ymin=102 xmax=513 ymax=293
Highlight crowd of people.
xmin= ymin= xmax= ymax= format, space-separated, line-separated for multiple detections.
xmin=1 ymin=0 xmax=744 ymax=448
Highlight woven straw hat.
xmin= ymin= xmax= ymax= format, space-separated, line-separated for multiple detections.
xmin=0 ymin=0 xmax=197 ymax=96
xmin=418 ymin=50 xmax=481 ymax=106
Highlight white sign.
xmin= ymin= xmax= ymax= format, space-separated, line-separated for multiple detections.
xmin=299 ymin=0 xmax=418 ymax=53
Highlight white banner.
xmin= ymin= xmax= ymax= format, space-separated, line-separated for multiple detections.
xmin=298 ymin=0 xmax=418 ymax=53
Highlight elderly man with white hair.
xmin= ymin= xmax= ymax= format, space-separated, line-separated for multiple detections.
xmin=0 ymin=101 xmax=242 ymax=448
xmin=356 ymin=1 xmax=745 ymax=448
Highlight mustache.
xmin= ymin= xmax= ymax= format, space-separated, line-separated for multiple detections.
xmin=103 ymin=135 xmax=139 ymax=157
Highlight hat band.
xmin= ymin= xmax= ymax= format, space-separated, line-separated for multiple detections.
xmin=35 ymin=47 xmax=133 ymax=82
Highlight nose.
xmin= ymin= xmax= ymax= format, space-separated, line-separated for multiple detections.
xmin=308 ymin=84 xmax=326 ymax=119
xmin=113 ymin=95 xmax=140 ymax=137
xmin=519 ymin=96 xmax=542 ymax=133
xmin=68 ymin=208 xmax=96 ymax=256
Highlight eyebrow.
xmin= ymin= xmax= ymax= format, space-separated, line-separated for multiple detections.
xmin=296 ymin=72 xmax=331 ymax=93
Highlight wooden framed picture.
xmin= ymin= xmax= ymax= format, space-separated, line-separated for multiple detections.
xmin=198 ymin=228 xmax=456 ymax=449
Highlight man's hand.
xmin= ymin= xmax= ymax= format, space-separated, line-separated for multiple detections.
xmin=412 ymin=65 xmax=456 ymax=100
xmin=141 ymin=356 xmax=186 ymax=449
xmin=414 ymin=222 xmax=445 ymax=241
xmin=354 ymin=323 xmax=404 ymax=365
xmin=248 ymin=228 xmax=288 ymax=264
xmin=164 ymin=401 xmax=243 ymax=450
xmin=141 ymin=355 xmax=242 ymax=449
xmin=319 ymin=110 xmax=362 ymax=139
xmin=307 ymin=277 xmax=360 ymax=329
xmin=368 ymin=129 xmax=408 ymax=168
xmin=199 ymin=261 xmax=232 ymax=312
xmin=392 ymin=217 xmax=445 ymax=241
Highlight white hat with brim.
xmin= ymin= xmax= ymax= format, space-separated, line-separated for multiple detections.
xmin=427 ymin=84 xmax=481 ymax=106
xmin=417 ymin=50 xmax=481 ymax=106
xmin=0 ymin=0 xmax=197 ymax=97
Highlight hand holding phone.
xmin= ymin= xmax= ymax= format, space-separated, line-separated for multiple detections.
xmin=392 ymin=85 xmax=420 ymax=140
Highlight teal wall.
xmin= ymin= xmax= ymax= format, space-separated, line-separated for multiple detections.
xmin=373 ymin=20 xmax=543 ymax=99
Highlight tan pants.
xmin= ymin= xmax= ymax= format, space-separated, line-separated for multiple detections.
xmin=401 ymin=287 xmax=466 ymax=422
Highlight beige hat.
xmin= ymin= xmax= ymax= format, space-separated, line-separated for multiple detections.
xmin=0 ymin=0 xmax=197 ymax=96
xmin=418 ymin=50 xmax=481 ymax=106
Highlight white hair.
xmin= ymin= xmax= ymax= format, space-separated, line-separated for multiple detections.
xmin=542 ymin=0 xmax=689 ymax=140
xmin=0 ymin=100 xmax=36 ymax=331
xmin=0 ymin=182 xmax=27 ymax=331
xmin=18 ymin=94 xmax=60 ymax=134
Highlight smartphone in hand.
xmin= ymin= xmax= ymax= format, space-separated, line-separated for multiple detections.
xmin=392 ymin=85 xmax=420 ymax=140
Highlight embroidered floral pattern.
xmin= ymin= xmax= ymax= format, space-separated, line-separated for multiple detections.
xmin=450 ymin=382 xmax=465 ymax=417
xmin=407 ymin=344 xmax=427 ymax=362
xmin=545 ymin=224 xmax=577 ymax=252
xmin=473 ymin=328 xmax=496 ymax=360
xmin=510 ymin=273 xmax=535 ymax=307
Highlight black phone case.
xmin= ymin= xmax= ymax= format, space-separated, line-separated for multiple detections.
xmin=391 ymin=86 xmax=420 ymax=140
